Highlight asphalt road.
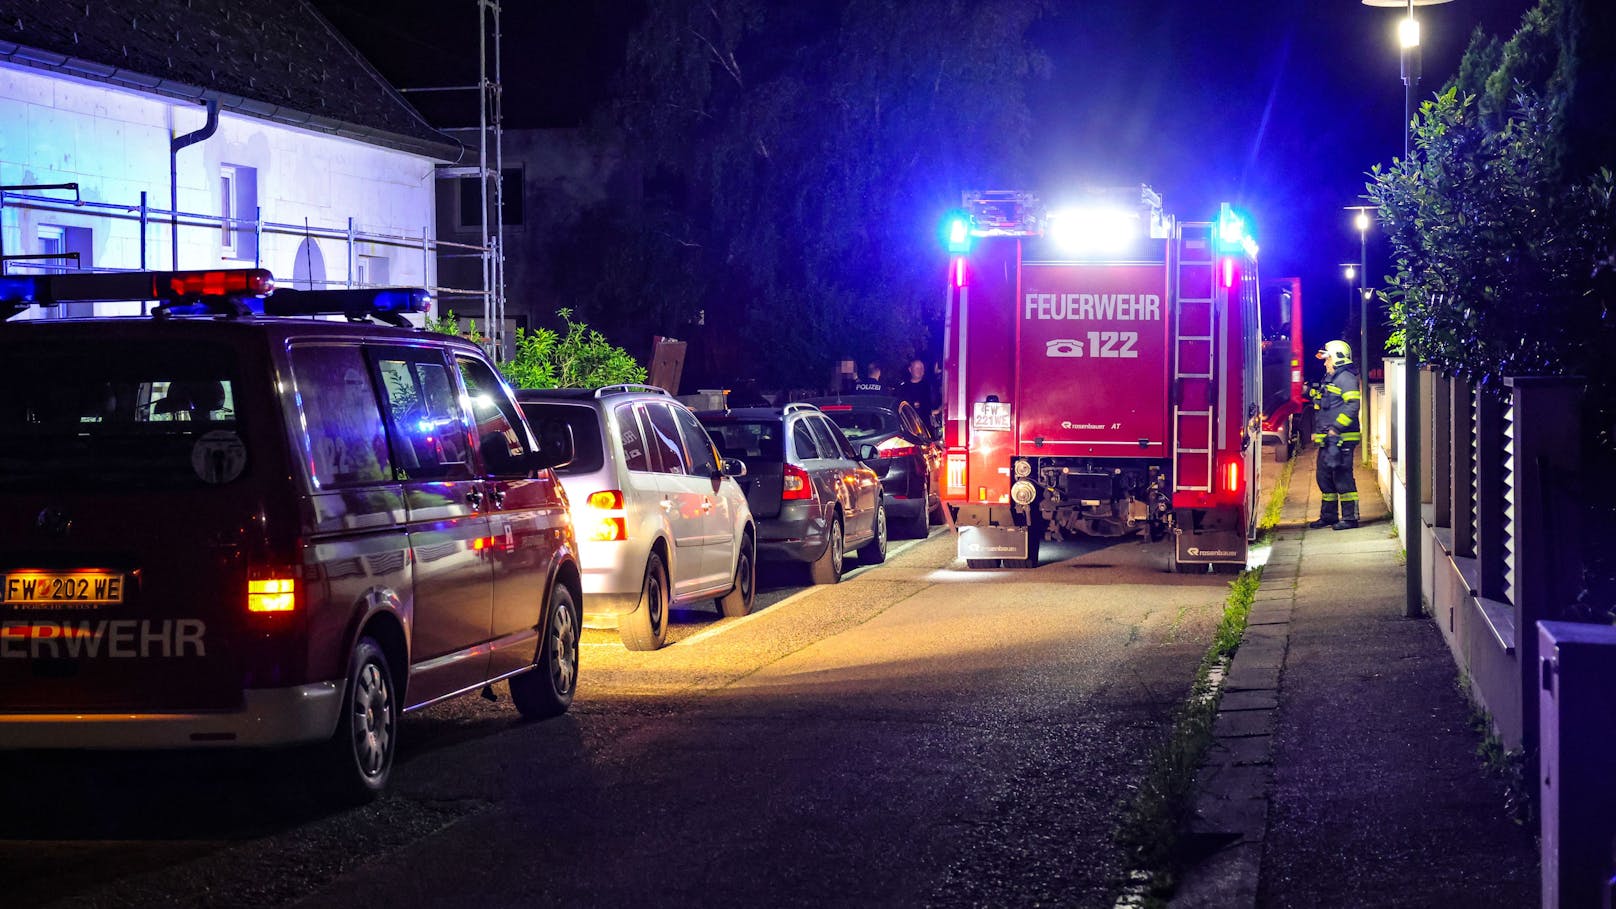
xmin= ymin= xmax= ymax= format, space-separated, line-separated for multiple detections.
xmin=2 ymin=526 xmax=1239 ymax=909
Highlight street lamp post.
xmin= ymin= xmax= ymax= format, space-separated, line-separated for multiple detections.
xmin=1348 ymin=206 xmax=1374 ymax=459
xmin=1364 ymin=0 xmax=1449 ymax=619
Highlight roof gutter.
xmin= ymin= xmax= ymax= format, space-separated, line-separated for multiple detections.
xmin=0 ymin=41 xmax=464 ymax=164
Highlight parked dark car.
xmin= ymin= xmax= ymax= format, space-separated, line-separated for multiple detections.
xmin=802 ymin=395 xmax=942 ymax=539
xmin=0 ymin=268 xmax=582 ymax=802
xmin=696 ymin=404 xmax=886 ymax=584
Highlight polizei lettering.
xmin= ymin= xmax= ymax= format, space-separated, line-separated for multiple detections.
xmin=1024 ymin=293 xmax=1162 ymax=321
xmin=0 ymin=620 xmax=206 ymax=659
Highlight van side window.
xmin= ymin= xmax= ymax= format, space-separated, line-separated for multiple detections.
xmin=672 ymin=406 xmax=719 ymax=477
xmin=455 ymin=354 xmax=532 ymax=477
xmin=614 ymin=403 xmax=652 ymax=472
xmin=372 ymin=351 xmax=472 ymax=481
xmin=288 ymin=344 xmax=392 ymax=488
xmin=642 ymin=403 xmax=688 ymax=475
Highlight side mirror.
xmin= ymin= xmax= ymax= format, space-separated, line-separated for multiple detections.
xmin=857 ymin=443 xmax=878 ymax=462
xmin=528 ymin=423 xmax=575 ymax=472
xmin=720 ymin=457 xmax=748 ymax=478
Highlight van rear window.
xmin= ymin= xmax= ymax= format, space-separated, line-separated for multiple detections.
xmin=0 ymin=340 xmax=248 ymax=489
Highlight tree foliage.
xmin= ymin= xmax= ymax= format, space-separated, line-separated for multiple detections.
xmin=1366 ymin=0 xmax=1615 ymax=400
xmin=558 ymin=0 xmax=1046 ymax=386
xmin=425 ymin=309 xmax=647 ymax=389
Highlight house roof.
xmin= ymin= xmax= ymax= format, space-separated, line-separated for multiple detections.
xmin=0 ymin=0 xmax=462 ymax=162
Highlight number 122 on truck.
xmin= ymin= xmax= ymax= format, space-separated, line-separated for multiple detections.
xmin=938 ymin=187 xmax=1264 ymax=572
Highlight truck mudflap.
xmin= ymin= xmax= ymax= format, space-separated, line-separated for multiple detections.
xmin=957 ymin=524 xmax=1029 ymax=561
xmin=1172 ymin=507 xmax=1248 ymax=568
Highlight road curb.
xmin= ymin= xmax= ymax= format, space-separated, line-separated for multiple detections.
xmin=1168 ymin=451 xmax=1315 ymax=909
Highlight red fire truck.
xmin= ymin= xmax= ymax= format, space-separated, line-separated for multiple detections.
xmin=939 ymin=187 xmax=1267 ymax=571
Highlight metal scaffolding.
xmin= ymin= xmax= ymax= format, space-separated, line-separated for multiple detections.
xmin=401 ymin=0 xmax=507 ymax=359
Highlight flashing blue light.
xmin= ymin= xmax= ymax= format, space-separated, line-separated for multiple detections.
xmin=943 ymin=211 xmax=972 ymax=254
xmin=0 ymin=276 xmax=40 ymax=305
xmin=371 ymin=288 xmax=431 ymax=314
xmin=1217 ymin=203 xmax=1257 ymax=255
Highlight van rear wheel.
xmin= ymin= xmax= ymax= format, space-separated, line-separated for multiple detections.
xmin=321 ymin=636 xmax=397 ymax=804
xmin=511 ymin=582 xmax=580 ymax=719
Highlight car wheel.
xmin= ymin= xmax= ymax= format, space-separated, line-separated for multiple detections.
xmin=901 ymin=497 xmax=930 ymax=539
xmin=510 ymin=582 xmax=580 ymax=719
xmin=808 ymin=516 xmax=844 ymax=585
xmin=715 ymin=531 xmax=756 ymax=618
xmin=928 ymin=485 xmax=945 ymax=524
xmin=858 ymin=500 xmax=888 ymax=565
xmin=620 ymin=552 xmax=670 ymax=651
xmin=321 ymin=636 xmax=397 ymax=803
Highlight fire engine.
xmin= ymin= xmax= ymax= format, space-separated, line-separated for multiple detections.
xmin=939 ymin=186 xmax=1278 ymax=571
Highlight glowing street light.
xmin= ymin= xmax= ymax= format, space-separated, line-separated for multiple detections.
xmin=1347 ymin=205 xmax=1375 ymax=459
xmin=1364 ymin=0 xmax=1450 ymax=619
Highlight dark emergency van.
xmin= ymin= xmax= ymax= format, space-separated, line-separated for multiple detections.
xmin=0 ymin=269 xmax=581 ymax=800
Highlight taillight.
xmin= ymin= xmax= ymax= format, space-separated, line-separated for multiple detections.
xmin=583 ymin=489 xmax=628 ymax=541
xmin=247 ymin=571 xmax=298 ymax=613
xmin=945 ymin=453 xmax=967 ymax=495
xmin=782 ymin=464 xmax=813 ymax=501
xmin=1218 ymin=454 xmax=1243 ymax=499
xmin=876 ymin=437 xmax=917 ymax=459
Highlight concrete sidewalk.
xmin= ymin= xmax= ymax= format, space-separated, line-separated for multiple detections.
xmin=1173 ymin=448 xmax=1538 ymax=908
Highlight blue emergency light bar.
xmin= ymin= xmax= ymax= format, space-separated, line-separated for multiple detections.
xmin=1 ymin=268 xmax=431 ymax=326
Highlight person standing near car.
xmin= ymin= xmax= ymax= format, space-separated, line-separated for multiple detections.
xmin=893 ymin=358 xmax=939 ymax=426
xmin=852 ymin=362 xmax=885 ymax=393
xmin=1309 ymin=340 xmax=1362 ymax=530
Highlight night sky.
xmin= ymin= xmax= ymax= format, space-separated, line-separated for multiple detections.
xmin=317 ymin=0 xmax=1538 ymax=344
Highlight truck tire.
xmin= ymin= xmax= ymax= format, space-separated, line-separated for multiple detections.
xmin=1003 ymin=522 xmax=1043 ymax=569
xmin=965 ymin=559 xmax=1001 ymax=570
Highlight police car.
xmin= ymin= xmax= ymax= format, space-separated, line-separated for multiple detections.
xmin=0 ymin=269 xmax=581 ymax=800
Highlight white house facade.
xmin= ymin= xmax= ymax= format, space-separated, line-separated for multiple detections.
xmin=0 ymin=0 xmax=461 ymax=316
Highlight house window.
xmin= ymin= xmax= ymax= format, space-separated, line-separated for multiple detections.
xmin=457 ymin=168 xmax=523 ymax=229
xmin=37 ymin=225 xmax=94 ymax=316
xmin=356 ymin=255 xmax=391 ymax=287
xmin=220 ymin=164 xmax=259 ymax=261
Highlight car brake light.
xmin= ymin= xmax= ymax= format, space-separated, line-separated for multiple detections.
xmin=820 ymin=405 xmax=853 ymax=411
xmin=247 ymin=572 xmax=297 ymax=613
xmin=782 ymin=463 xmax=813 ymax=501
xmin=583 ymin=489 xmax=628 ymax=541
xmin=876 ymin=437 xmax=917 ymax=459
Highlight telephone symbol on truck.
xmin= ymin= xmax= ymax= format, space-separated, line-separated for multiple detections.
xmin=1043 ymin=332 xmax=1138 ymax=359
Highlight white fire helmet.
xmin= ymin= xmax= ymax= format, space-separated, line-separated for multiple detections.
xmin=1315 ymin=339 xmax=1352 ymax=365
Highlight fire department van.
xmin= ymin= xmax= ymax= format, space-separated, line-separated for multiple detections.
xmin=939 ymin=187 xmax=1265 ymax=571
xmin=0 ymin=269 xmax=581 ymax=800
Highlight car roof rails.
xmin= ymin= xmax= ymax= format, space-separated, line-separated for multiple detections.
xmin=0 ymin=268 xmax=430 ymax=327
xmin=782 ymin=402 xmax=822 ymax=415
xmin=593 ymin=384 xmax=669 ymax=399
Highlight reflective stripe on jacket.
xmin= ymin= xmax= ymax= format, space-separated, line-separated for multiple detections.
xmin=1312 ymin=362 xmax=1362 ymax=443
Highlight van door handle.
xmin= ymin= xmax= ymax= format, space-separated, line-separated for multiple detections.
xmin=466 ymin=489 xmax=484 ymax=509
xmin=488 ymin=487 xmax=506 ymax=509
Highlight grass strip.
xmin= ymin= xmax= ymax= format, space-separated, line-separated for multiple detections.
xmin=1113 ymin=569 xmax=1262 ymax=902
xmin=1258 ymin=455 xmax=1296 ymax=533
xmin=1112 ymin=455 xmax=1290 ymax=904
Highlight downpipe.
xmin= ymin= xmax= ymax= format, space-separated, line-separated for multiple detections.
xmin=170 ymin=98 xmax=220 ymax=269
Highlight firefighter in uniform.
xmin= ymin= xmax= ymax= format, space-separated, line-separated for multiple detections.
xmin=1309 ymin=339 xmax=1362 ymax=530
